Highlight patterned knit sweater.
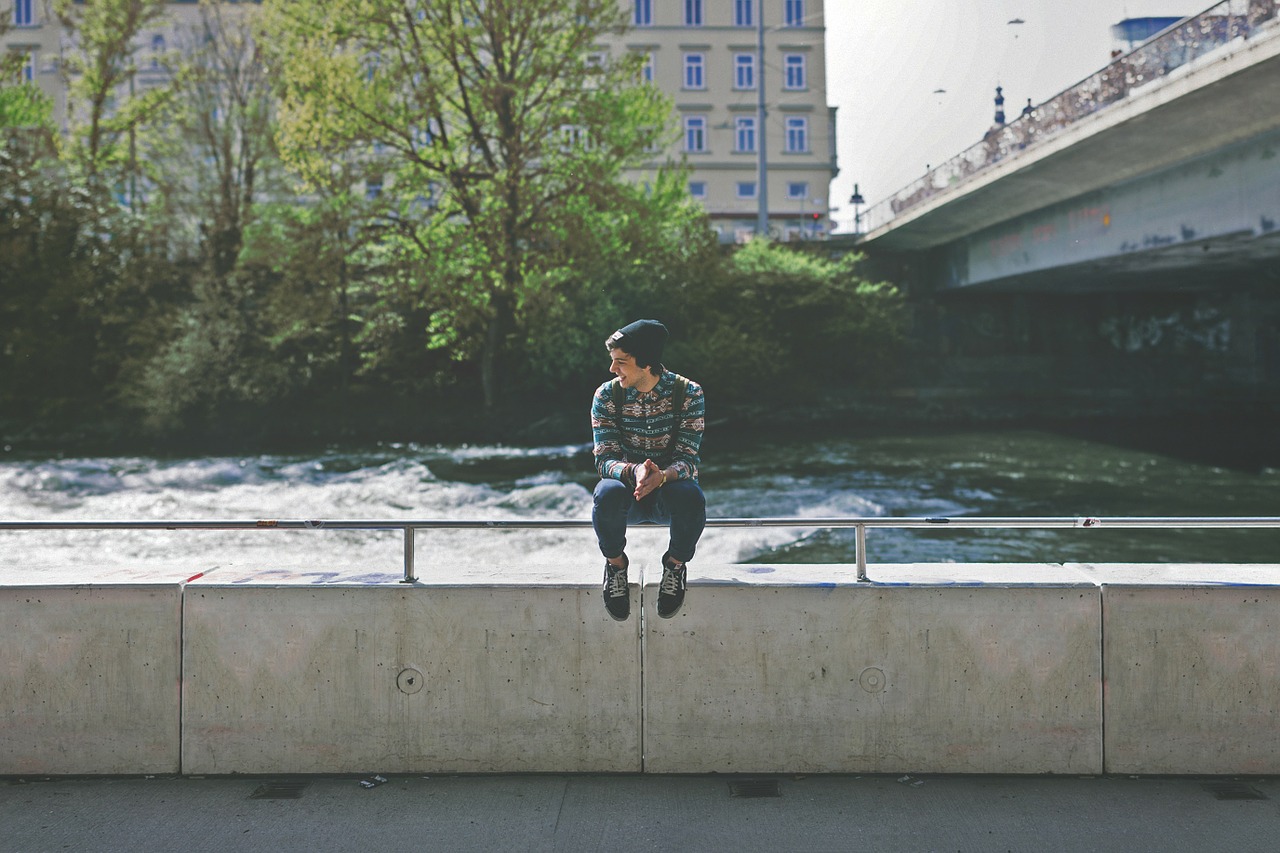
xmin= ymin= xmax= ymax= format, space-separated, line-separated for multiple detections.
xmin=591 ymin=369 xmax=705 ymax=483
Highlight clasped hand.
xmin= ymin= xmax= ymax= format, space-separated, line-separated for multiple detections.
xmin=633 ymin=459 xmax=665 ymax=501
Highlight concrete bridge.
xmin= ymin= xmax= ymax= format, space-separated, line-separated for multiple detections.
xmin=859 ymin=2 xmax=1280 ymax=292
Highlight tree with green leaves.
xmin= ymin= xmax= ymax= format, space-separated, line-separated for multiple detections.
xmin=0 ymin=123 xmax=166 ymax=427
xmin=0 ymin=4 xmax=54 ymax=129
xmin=53 ymin=0 xmax=172 ymax=184
xmin=0 ymin=82 xmax=52 ymax=129
xmin=146 ymin=1 xmax=279 ymax=277
xmin=1 ymin=2 xmax=199 ymax=435
xmin=259 ymin=0 xmax=690 ymax=409
xmin=118 ymin=2 xmax=343 ymax=436
xmin=674 ymin=240 xmax=909 ymax=399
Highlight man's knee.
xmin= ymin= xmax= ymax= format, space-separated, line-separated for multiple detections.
xmin=663 ymin=480 xmax=706 ymax=514
xmin=594 ymin=478 xmax=631 ymax=511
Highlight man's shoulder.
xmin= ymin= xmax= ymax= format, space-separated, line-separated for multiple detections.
xmin=593 ymin=378 xmax=619 ymax=402
xmin=667 ymin=371 xmax=703 ymax=397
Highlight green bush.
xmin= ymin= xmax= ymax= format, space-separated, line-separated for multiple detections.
xmin=673 ymin=239 xmax=907 ymax=400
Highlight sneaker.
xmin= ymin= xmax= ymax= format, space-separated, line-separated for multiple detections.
xmin=603 ymin=556 xmax=630 ymax=621
xmin=657 ymin=553 xmax=687 ymax=618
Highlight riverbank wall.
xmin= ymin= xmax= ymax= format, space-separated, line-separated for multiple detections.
xmin=4 ymin=561 xmax=1278 ymax=777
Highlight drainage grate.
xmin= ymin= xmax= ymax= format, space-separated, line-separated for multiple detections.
xmin=249 ymin=780 xmax=310 ymax=800
xmin=728 ymin=779 xmax=782 ymax=798
xmin=1203 ymin=781 xmax=1267 ymax=801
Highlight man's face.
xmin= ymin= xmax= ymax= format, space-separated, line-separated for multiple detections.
xmin=608 ymin=348 xmax=647 ymax=388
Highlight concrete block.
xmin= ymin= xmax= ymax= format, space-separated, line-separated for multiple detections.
xmin=182 ymin=577 xmax=641 ymax=774
xmin=1093 ymin=565 xmax=1280 ymax=775
xmin=0 ymin=585 xmax=182 ymax=775
xmin=643 ymin=564 xmax=1102 ymax=774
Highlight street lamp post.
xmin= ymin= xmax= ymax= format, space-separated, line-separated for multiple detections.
xmin=849 ymin=183 xmax=865 ymax=235
xmin=756 ymin=1 xmax=769 ymax=238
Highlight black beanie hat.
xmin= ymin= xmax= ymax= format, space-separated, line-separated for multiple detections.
xmin=614 ymin=319 xmax=668 ymax=368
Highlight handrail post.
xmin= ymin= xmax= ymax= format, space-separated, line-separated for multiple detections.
xmin=402 ymin=526 xmax=416 ymax=583
xmin=856 ymin=523 xmax=867 ymax=582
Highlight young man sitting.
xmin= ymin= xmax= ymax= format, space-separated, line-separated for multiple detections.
xmin=590 ymin=319 xmax=706 ymax=621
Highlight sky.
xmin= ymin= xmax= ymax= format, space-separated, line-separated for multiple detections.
xmin=824 ymin=0 xmax=1207 ymax=232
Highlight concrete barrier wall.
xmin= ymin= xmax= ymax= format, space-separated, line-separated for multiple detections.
xmin=0 ymin=584 xmax=182 ymax=775
xmin=7 ymin=561 xmax=1280 ymax=776
xmin=1085 ymin=564 xmax=1280 ymax=775
xmin=181 ymin=576 xmax=641 ymax=774
xmin=643 ymin=564 xmax=1103 ymax=774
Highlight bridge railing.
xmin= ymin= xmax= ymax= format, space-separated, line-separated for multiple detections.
xmin=861 ymin=0 xmax=1278 ymax=234
xmin=4 ymin=515 xmax=1280 ymax=584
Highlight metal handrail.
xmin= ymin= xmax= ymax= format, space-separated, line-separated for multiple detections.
xmin=4 ymin=516 xmax=1279 ymax=583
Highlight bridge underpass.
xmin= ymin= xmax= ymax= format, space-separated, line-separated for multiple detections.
xmin=943 ymin=126 xmax=1280 ymax=293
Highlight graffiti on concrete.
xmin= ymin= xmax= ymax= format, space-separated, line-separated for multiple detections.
xmin=1099 ymin=305 xmax=1231 ymax=352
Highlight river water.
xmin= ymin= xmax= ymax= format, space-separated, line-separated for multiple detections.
xmin=2 ymin=423 xmax=1278 ymax=576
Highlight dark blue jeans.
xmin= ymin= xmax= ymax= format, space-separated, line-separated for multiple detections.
xmin=592 ymin=478 xmax=706 ymax=564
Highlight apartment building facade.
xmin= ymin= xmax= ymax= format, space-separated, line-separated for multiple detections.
xmin=5 ymin=0 xmax=65 ymax=122
xmin=607 ymin=0 xmax=838 ymax=242
xmin=3 ymin=1 xmax=228 ymax=131
xmin=5 ymin=1 xmax=837 ymax=241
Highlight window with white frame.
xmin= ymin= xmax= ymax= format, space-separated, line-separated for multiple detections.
xmin=733 ymin=54 xmax=755 ymax=89
xmin=736 ymin=181 xmax=757 ymax=199
xmin=784 ymin=54 xmax=806 ymax=89
xmin=18 ymin=48 xmax=35 ymax=82
xmin=685 ymin=0 xmax=703 ymax=26
xmin=785 ymin=116 xmax=808 ymax=152
xmin=734 ymin=0 xmax=754 ymax=27
xmin=641 ymin=124 xmax=660 ymax=153
xmin=684 ymin=115 xmax=707 ymax=152
xmin=784 ymin=0 xmax=805 ymax=27
xmin=634 ymin=0 xmax=653 ymax=26
xmin=688 ymin=181 xmax=707 ymax=198
xmin=560 ymin=124 xmax=593 ymax=152
xmin=735 ymin=116 xmax=756 ymax=153
xmin=683 ymin=53 xmax=704 ymax=89
xmin=640 ymin=51 xmax=654 ymax=83
xmin=584 ymin=51 xmax=605 ymax=89
xmin=13 ymin=0 xmax=34 ymax=27
xmin=366 ymin=177 xmax=383 ymax=200
xmin=787 ymin=181 xmax=809 ymax=199
xmin=150 ymin=35 xmax=166 ymax=70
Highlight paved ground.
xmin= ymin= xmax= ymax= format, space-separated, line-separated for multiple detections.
xmin=3 ymin=772 xmax=1279 ymax=852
